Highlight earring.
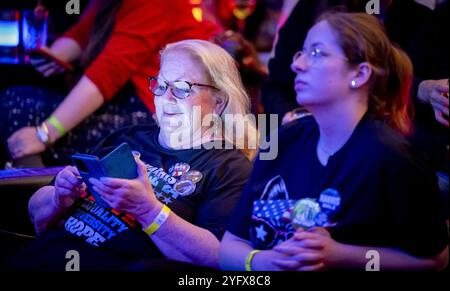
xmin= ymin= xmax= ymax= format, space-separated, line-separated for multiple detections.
xmin=351 ymin=80 xmax=357 ymax=88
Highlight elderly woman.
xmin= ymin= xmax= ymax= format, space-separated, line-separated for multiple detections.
xmin=219 ymin=12 xmax=448 ymax=271
xmin=18 ymin=40 xmax=257 ymax=270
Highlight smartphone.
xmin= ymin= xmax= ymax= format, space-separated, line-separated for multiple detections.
xmin=72 ymin=142 xmax=138 ymax=208
xmin=26 ymin=48 xmax=74 ymax=71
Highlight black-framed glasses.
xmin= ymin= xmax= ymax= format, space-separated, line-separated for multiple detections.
xmin=148 ymin=76 xmax=219 ymax=99
xmin=292 ymin=45 xmax=349 ymax=67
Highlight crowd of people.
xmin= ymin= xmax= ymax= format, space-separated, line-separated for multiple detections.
xmin=0 ymin=0 xmax=448 ymax=271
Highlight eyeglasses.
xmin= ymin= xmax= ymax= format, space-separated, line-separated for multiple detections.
xmin=292 ymin=45 xmax=349 ymax=67
xmin=148 ymin=77 xmax=219 ymax=99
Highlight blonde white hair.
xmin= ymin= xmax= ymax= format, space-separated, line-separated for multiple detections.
xmin=160 ymin=39 xmax=258 ymax=160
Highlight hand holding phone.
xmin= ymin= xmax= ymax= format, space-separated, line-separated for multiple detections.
xmin=54 ymin=165 xmax=87 ymax=209
xmin=72 ymin=143 xmax=138 ymax=208
xmin=27 ymin=47 xmax=74 ymax=77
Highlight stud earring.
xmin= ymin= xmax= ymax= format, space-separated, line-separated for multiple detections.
xmin=351 ymin=80 xmax=357 ymax=88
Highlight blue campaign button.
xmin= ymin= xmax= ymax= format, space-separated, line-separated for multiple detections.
xmin=318 ymin=188 xmax=341 ymax=215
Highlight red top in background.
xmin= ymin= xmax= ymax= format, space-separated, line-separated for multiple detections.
xmin=63 ymin=0 xmax=220 ymax=113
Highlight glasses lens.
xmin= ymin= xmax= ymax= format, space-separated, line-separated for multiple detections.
xmin=172 ymin=81 xmax=191 ymax=98
xmin=149 ymin=78 xmax=167 ymax=96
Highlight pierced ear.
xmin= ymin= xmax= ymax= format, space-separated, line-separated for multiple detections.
xmin=350 ymin=62 xmax=372 ymax=89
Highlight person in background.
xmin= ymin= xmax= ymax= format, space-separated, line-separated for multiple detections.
xmin=1 ymin=0 xmax=218 ymax=167
xmin=407 ymin=1 xmax=449 ymax=216
xmin=220 ymin=11 xmax=448 ymax=271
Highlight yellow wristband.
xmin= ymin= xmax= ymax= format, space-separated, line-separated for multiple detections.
xmin=144 ymin=205 xmax=171 ymax=236
xmin=245 ymin=250 xmax=260 ymax=271
xmin=47 ymin=115 xmax=66 ymax=137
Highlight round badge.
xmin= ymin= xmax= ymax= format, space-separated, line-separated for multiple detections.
xmin=173 ymin=179 xmax=196 ymax=196
xmin=169 ymin=163 xmax=191 ymax=177
xmin=314 ymin=211 xmax=329 ymax=227
xmin=291 ymin=198 xmax=321 ymax=229
xmin=181 ymin=170 xmax=203 ymax=184
xmin=318 ymin=188 xmax=341 ymax=215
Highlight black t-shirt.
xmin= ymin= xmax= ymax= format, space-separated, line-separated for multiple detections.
xmin=228 ymin=114 xmax=448 ymax=258
xmin=16 ymin=124 xmax=252 ymax=270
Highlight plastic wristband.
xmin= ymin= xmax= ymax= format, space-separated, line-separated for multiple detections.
xmin=47 ymin=115 xmax=66 ymax=137
xmin=245 ymin=250 xmax=261 ymax=271
xmin=144 ymin=205 xmax=171 ymax=236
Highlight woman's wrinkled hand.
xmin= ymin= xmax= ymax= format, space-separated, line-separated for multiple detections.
xmin=89 ymin=157 xmax=161 ymax=226
xmin=54 ymin=166 xmax=86 ymax=209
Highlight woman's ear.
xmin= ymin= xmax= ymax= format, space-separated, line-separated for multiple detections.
xmin=349 ymin=62 xmax=372 ymax=89
xmin=214 ymin=93 xmax=228 ymax=116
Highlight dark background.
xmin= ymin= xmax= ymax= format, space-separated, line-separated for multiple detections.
xmin=0 ymin=0 xmax=87 ymax=88
xmin=0 ymin=2 xmax=88 ymax=268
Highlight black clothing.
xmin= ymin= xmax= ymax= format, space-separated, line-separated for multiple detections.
xmin=14 ymin=124 xmax=252 ymax=270
xmin=229 ymin=115 xmax=448 ymax=258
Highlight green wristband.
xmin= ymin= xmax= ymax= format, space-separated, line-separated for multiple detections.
xmin=47 ymin=115 xmax=66 ymax=136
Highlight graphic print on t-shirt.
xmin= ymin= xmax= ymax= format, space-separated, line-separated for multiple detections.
xmin=251 ymin=175 xmax=296 ymax=249
xmin=64 ymin=197 xmax=137 ymax=247
xmin=250 ymin=175 xmax=341 ymax=249
xmin=146 ymin=162 xmax=204 ymax=205
xmin=63 ymin=161 xmax=204 ymax=248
